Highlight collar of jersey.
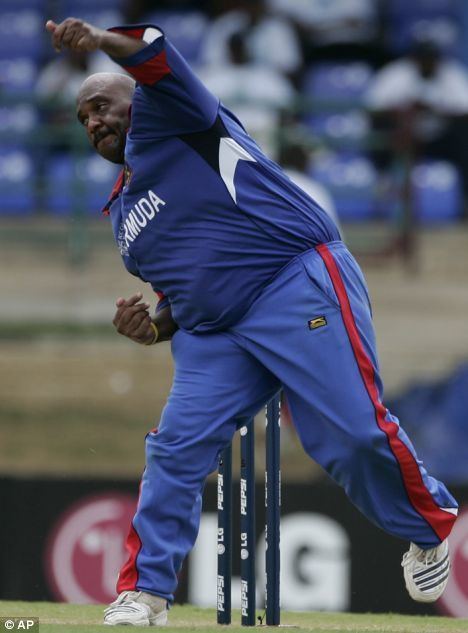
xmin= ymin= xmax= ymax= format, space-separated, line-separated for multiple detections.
xmin=101 ymin=169 xmax=124 ymax=215
xmin=101 ymin=106 xmax=132 ymax=215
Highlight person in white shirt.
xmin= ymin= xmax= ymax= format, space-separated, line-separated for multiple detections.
xmin=199 ymin=0 xmax=302 ymax=76
xmin=267 ymin=0 xmax=383 ymax=65
xmin=367 ymin=42 xmax=468 ymax=120
xmin=199 ymin=31 xmax=295 ymax=158
xmin=366 ymin=39 xmax=468 ymax=207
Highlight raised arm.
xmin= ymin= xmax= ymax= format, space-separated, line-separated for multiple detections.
xmin=46 ymin=18 xmax=219 ymax=135
xmin=46 ymin=18 xmax=146 ymax=57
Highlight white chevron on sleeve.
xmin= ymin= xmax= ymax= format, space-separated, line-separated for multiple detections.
xmin=219 ymin=137 xmax=256 ymax=204
xmin=143 ymin=28 xmax=163 ymax=43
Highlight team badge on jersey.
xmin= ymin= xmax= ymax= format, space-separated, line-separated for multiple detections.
xmin=308 ymin=316 xmax=327 ymax=330
xmin=124 ymin=162 xmax=133 ymax=187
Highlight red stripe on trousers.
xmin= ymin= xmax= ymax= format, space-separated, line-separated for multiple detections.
xmin=117 ymin=478 xmax=144 ymax=593
xmin=117 ymin=522 xmax=143 ymax=593
xmin=316 ymin=243 xmax=455 ymax=543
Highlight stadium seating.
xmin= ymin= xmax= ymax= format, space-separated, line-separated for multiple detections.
xmin=368 ymin=160 xmax=463 ymax=224
xmin=0 ymin=57 xmax=38 ymax=95
xmin=389 ymin=16 xmax=460 ymax=55
xmin=302 ymin=63 xmax=373 ymax=145
xmin=0 ymin=149 xmax=35 ymax=216
xmin=303 ymin=62 xmax=373 ymax=102
xmin=45 ymin=153 xmax=120 ymax=216
xmin=411 ymin=160 xmax=462 ymax=223
xmin=0 ymin=0 xmax=463 ymax=224
xmin=305 ymin=111 xmax=370 ymax=145
xmin=0 ymin=9 xmax=44 ymax=58
xmin=0 ymin=105 xmax=38 ymax=137
xmin=310 ymin=152 xmax=378 ymax=221
xmin=386 ymin=0 xmax=461 ymax=55
xmin=143 ymin=11 xmax=209 ymax=63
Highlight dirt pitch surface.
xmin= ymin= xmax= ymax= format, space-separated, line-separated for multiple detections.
xmin=1 ymin=602 xmax=468 ymax=633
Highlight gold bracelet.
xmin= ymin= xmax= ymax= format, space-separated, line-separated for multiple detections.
xmin=144 ymin=321 xmax=159 ymax=345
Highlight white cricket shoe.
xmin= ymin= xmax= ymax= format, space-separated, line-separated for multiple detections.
xmin=104 ymin=591 xmax=168 ymax=626
xmin=402 ymin=540 xmax=450 ymax=603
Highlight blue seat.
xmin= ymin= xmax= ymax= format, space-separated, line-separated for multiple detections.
xmin=388 ymin=16 xmax=460 ymax=55
xmin=144 ymin=11 xmax=209 ymax=63
xmin=0 ymin=104 xmax=38 ymax=137
xmin=0 ymin=149 xmax=35 ymax=216
xmin=45 ymin=154 xmax=120 ymax=216
xmin=0 ymin=58 xmax=38 ymax=95
xmin=303 ymin=62 xmax=373 ymax=103
xmin=306 ymin=110 xmax=370 ymax=144
xmin=387 ymin=0 xmax=461 ymax=55
xmin=310 ymin=152 xmax=378 ymax=221
xmin=302 ymin=63 xmax=373 ymax=143
xmin=0 ymin=10 xmax=44 ymax=58
xmin=411 ymin=160 xmax=462 ymax=224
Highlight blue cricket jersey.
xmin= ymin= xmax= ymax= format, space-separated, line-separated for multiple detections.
xmin=104 ymin=25 xmax=340 ymax=332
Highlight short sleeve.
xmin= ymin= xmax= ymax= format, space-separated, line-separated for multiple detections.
xmin=108 ymin=24 xmax=219 ymax=136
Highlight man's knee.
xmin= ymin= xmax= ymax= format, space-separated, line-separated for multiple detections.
xmin=338 ymin=424 xmax=385 ymax=468
xmin=144 ymin=425 xmax=223 ymax=479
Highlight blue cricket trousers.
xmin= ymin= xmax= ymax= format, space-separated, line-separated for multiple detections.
xmin=117 ymin=241 xmax=457 ymax=602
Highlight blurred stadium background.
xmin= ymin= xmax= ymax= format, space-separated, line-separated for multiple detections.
xmin=1 ymin=0 xmax=468 ymax=620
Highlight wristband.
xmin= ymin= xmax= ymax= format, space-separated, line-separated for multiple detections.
xmin=144 ymin=321 xmax=159 ymax=345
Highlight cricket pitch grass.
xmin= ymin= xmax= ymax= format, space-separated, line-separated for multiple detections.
xmin=1 ymin=602 xmax=468 ymax=633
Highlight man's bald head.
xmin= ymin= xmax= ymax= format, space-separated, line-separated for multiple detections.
xmin=77 ymin=72 xmax=135 ymax=103
xmin=76 ymin=72 xmax=136 ymax=164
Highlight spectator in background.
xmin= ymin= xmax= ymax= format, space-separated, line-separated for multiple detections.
xmin=366 ymin=38 xmax=468 ymax=210
xmin=36 ymin=49 xmax=90 ymax=113
xmin=36 ymin=50 xmax=124 ymax=106
xmin=36 ymin=49 xmax=124 ymax=133
xmin=267 ymin=0 xmax=384 ymax=66
xmin=199 ymin=31 xmax=295 ymax=158
xmin=279 ymin=141 xmax=340 ymax=229
xmin=200 ymin=0 xmax=302 ymax=77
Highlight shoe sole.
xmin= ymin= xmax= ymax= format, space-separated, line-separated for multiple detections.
xmin=104 ymin=611 xmax=168 ymax=626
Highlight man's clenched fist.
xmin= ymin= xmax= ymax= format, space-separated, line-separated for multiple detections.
xmin=113 ymin=293 xmax=157 ymax=346
xmin=46 ymin=18 xmax=104 ymax=53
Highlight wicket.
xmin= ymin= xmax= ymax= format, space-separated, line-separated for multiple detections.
xmin=217 ymin=393 xmax=281 ymax=626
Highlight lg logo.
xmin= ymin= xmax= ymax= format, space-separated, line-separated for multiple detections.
xmin=44 ymin=499 xmax=350 ymax=611
xmin=44 ymin=493 xmax=136 ymax=604
xmin=190 ymin=512 xmax=350 ymax=611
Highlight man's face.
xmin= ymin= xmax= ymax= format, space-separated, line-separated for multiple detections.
xmin=76 ymin=89 xmax=131 ymax=164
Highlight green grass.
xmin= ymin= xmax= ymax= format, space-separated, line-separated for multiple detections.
xmin=1 ymin=602 xmax=468 ymax=633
